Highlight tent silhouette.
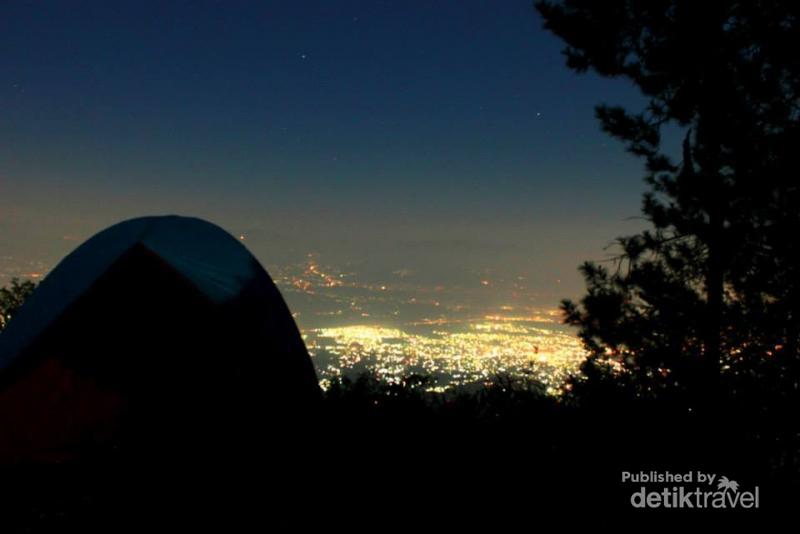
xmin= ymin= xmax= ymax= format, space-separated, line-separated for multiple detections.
xmin=0 ymin=215 xmax=320 ymax=463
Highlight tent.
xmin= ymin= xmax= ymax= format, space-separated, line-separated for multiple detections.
xmin=0 ymin=215 xmax=320 ymax=463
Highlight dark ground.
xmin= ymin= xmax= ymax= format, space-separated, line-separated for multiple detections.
xmin=2 ymin=373 xmax=797 ymax=530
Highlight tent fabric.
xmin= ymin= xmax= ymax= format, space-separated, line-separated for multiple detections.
xmin=0 ymin=216 xmax=262 ymax=369
xmin=0 ymin=215 xmax=320 ymax=462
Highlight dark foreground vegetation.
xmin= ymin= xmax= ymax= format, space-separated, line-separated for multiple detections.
xmin=2 ymin=369 xmax=797 ymax=530
xmin=321 ymin=371 xmax=799 ymax=515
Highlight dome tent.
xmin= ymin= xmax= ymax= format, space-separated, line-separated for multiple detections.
xmin=0 ymin=215 xmax=320 ymax=463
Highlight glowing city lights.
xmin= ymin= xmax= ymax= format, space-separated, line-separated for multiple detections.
xmin=305 ymin=319 xmax=585 ymax=394
xmin=268 ymin=255 xmax=588 ymax=394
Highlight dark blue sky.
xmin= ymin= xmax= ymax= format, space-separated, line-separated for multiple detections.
xmin=1 ymin=0 xmax=653 ymax=301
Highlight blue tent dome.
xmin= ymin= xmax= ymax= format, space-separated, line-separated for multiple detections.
xmin=0 ymin=215 xmax=319 ymax=462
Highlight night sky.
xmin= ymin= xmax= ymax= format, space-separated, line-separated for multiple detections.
xmin=1 ymin=0 xmax=655 ymax=303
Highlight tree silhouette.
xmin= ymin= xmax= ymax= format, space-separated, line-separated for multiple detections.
xmin=536 ymin=0 xmax=800 ymax=401
xmin=0 ymin=278 xmax=37 ymax=332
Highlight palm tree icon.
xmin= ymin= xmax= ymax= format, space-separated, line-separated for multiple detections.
xmin=717 ymin=476 xmax=739 ymax=493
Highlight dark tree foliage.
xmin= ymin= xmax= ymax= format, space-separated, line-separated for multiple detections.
xmin=537 ymin=0 xmax=800 ymax=402
xmin=0 ymin=278 xmax=36 ymax=332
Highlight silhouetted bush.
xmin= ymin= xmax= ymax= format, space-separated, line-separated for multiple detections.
xmin=0 ymin=278 xmax=36 ymax=332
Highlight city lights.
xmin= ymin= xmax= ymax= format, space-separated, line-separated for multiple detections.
xmin=305 ymin=319 xmax=585 ymax=394
xmin=267 ymin=255 xmax=588 ymax=394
